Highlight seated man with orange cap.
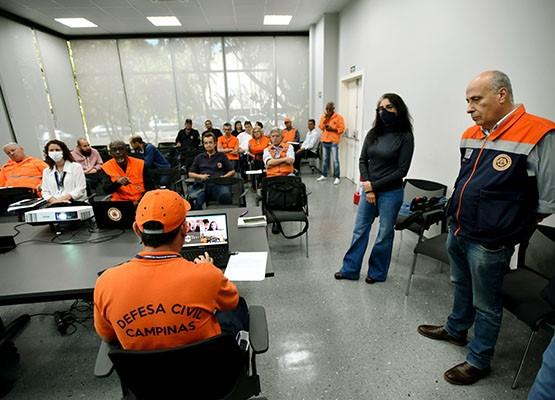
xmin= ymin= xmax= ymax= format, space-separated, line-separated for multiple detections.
xmin=263 ymin=128 xmax=295 ymax=177
xmin=281 ymin=117 xmax=300 ymax=144
xmin=100 ymin=140 xmax=153 ymax=203
xmin=93 ymin=189 xmax=248 ymax=350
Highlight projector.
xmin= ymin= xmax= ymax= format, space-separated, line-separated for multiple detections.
xmin=25 ymin=205 xmax=94 ymax=225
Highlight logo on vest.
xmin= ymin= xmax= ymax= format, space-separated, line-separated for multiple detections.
xmin=492 ymin=154 xmax=512 ymax=171
xmin=107 ymin=207 xmax=123 ymax=221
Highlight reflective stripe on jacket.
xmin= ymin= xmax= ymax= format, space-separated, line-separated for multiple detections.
xmin=448 ymin=105 xmax=555 ymax=246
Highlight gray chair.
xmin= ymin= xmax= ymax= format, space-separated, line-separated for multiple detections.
xmin=95 ymin=305 xmax=269 ymax=400
xmin=502 ymin=225 xmax=555 ymax=389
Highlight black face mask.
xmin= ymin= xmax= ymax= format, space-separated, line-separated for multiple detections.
xmin=379 ymin=109 xmax=397 ymax=126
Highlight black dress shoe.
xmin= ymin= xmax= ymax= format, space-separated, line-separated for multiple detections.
xmin=365 ymin=277 xmax=378 ymax=284
xmin=444 ymin=362 xmax=491 ymax=385
xmin=334 ymin=272 xmax=358 ymax=281
xmin=417 ymin=325 xmax=468 ymax=346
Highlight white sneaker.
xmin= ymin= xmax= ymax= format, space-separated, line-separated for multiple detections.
xmin=316 ymin=175 xmax=327 ymax=182
xmin=333 ymin=178 xmax=340 ymax=185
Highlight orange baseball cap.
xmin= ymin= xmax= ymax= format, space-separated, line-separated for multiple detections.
xmin=135 ymin=189 xmax=191 ymax=234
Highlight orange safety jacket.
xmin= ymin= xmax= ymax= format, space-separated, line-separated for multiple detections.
xmin=448 ymin=105 xmax=555 ymax=246
xmin=319 ymin=112 xmax=345 ymax=144
xmin=0 ymin=156 xmax=47 ymax=188
xmin=217 ymin=135 xmax=239 ymax=161
xmin=249 ymin=136 xmax=270 ymax=159
xmin=102 ymin=157 xmax=145 ymax=201
xmin=265 ymin=143 xmax=294 ymax=177
xmin=282 ymin=128 xmax=298 ymax=144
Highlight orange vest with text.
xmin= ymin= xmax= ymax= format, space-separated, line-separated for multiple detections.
xmin=266 ymin=143 xmax=294 ymax=177
xmin=102 ymin=157 xmax=145 ymax=201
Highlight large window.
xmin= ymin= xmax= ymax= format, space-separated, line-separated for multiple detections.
xmin=70 ymin=35 xmax=308 ymax=145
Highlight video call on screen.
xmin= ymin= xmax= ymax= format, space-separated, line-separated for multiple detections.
xmin=183 ymin=215 xmax=228 ymax=247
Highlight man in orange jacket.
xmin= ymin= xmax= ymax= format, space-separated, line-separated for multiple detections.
xmin=317 ymin=102 xmax=345 ymax=185
xmin=263 ymin=128 xmax=295 ymax=177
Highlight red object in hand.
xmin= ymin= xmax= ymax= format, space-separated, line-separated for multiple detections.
xmin=353 ymin=190 xmax=360 ymax=205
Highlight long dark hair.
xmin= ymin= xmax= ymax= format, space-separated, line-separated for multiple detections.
xmin=44 ymin=139 xmax=74 ymax=168
xmin=367 ymin=93 xmax=413 ymax=143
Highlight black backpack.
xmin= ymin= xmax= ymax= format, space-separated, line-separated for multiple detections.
xmin=261 ymin=176 xmax=308 ymax=239
xmin=262 ymin=176 xmax=307 ymax=212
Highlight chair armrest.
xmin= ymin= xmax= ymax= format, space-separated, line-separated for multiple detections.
xmin=248 ymin=305 xmax=269 ymax=354
xmin=94 ymin=340 xmax=115 ymax=377
xmin=421 ymin=208 xmax=445 ymax=227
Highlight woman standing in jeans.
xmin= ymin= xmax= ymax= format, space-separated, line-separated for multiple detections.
xmin=335 ymin=93 xmax=414 ymax=283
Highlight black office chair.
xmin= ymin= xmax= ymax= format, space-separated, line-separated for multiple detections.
xmin=95 ymin=305 xmax=269 ymax=400
xmin=261 ymin=176 xmax=309 ymax=258
xmin=304 ymin=143 xmax=321 ymax=174
xmin=204 ymin=177 xmax=248 ymax=209
xmin=502 ymin=224 xmax=555 ymax=389
xmin=148 ymin=167 xmax=186 ymax=195
xmin=92 ymin=145 xmax=111 ymax=162
xmin=395 ymin=179 xmax=448 ymax=295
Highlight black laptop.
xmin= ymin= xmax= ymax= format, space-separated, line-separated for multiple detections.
xmin=180 ymin=213 xmax=230 ymax=268
xmin=92 ymin=201 xmax=136 ymax=230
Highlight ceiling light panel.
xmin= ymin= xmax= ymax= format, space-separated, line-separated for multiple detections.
xmin=54 ymin=18 xmax=98 ymax=28
xmin=146 ymin=16 xmax=182 ymax=26
xmin=263 ymin=15 xmax=292 ymax=25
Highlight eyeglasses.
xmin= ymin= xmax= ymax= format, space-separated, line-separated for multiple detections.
xmin=377 ymin=104 xmax=395 ymax=112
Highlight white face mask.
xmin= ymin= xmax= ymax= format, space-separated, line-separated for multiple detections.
xmin=48 ymin=151 xmax=64 ymax=162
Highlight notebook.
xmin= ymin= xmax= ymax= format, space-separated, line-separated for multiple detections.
xmin=92 ymin=201 xmax=136 ymax=230
xmin=181 ymin=213 xmax=230 ymax=268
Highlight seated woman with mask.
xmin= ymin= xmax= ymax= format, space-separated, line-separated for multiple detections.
xmin=41 ymin=139 xmax=87 ymax=206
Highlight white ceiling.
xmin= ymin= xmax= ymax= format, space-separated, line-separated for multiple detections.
xmin=0 ymin=0 xmax=351 ymax=36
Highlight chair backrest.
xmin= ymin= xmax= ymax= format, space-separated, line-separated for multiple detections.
xmin=157 ymin=142 xmax=175 ymax=149
xmin=92 ymin=145 xmax=111 ymax=162
xmin=261 ymin=176 xmax=307 ymax=212
xmin=109 ymin=335 xmax=246 ymax=400
xmin=403 ymin=179 xmax=447 ymax=203
xmin=519 ymin=225 xmax=555 ymax=280
xmin=148 ymin=167 xmax=181 ymax=190
xmin=205 ymin=177 xmax=247 ymax=208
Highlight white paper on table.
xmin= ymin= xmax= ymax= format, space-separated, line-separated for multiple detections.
xmin=224 ymin=252 xmax=267 ymax=281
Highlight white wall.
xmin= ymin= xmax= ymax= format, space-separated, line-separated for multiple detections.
xmin=310 ymin=13 xmax=339 ymax=119
xmin=337 ymin=0 xmax=555 ymax=190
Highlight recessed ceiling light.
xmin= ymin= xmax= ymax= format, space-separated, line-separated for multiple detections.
xmin=55 ymin=18 xmax=97 ymax=28
xmin=263 ymin=15 xmax=292 ymax=25
xmin=147 ymin=16 xmax=182 ymax=27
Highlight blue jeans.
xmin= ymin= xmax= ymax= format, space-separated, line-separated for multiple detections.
xmin=339 ymin=187 xmax=403 ymax=281
xmin=321 ymin=142 xmax=339 ymax=178
xmin=189 ymin=183 xmax=232 ymax=210
xmin=528 ymin=334 xmax=555 ymax=400
xmin=444 ymin=231 xmax=514 ymax=370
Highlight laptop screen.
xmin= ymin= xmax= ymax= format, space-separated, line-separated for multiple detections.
xmin=183 ymin=213 xmax=228 ymax=248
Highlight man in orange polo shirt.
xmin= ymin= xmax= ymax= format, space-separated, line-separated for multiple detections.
xmin=217 ymin=123 xmax=239 ymax=170
xmin=1 ymin=143 xmax=47 ymax=189
xmin=318 ymin=102 xmax=345 ymax=185
xmin=1 ymin=142 xmax=47 ymax=213
xmin=94 ymin=189 xmax=247 ymax=350
xmin=100 ymin=140 xmax=152 ymax=203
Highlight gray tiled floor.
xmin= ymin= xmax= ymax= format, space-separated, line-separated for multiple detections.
xmin=1 ymin=173 xmax=551 ymax=399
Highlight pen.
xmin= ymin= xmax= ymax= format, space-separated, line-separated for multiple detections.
xmin=239 ymin=210 xmax=248 ymax=217
xmin=229 ymin=252 xmax=239 ymax=255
